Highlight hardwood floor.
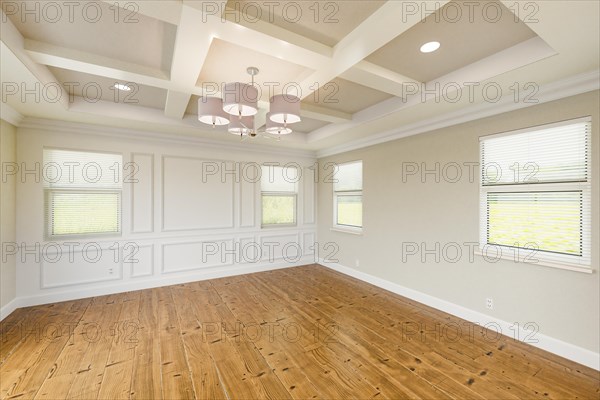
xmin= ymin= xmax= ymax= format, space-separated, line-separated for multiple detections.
xmin=1 ymin=264 xmax=598 ymax=399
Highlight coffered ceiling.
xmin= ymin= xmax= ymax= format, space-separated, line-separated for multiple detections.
xmin=1 ymin=0 xmax=598 ymax=153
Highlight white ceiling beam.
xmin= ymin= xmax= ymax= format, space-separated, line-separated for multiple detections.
xmin=164 ymin=91 xmax=192 ymax=119
xmin=218 ymin=6 xmax=332 ymax=64
xmin=296 ymin=0 xmax=447 ymax=100
xmin=213 ymin=17 xmax=331 ymax=70
xmin=93 ymin=0 xmax=425 ymax=103
xmin=300 ymin=104 xmax=352 ymax=124
xmin=0 ymin=102 xmax=24 ymax=126
xmin=22 ymin=40 xmax=350 ymax=123
xmin=101 ymin=1 xmax=183 ymax=25
xmin=1 ymin=11 xmax=69 ymax=110
xmin=25 ymin=39 xmax=169 ymax=84
xmin=432 ymin=36 xmax=556 ymax=88
xmin=308 ymin=36 xmax=558 ymax=143
xmin=169 ymin=4 xmax=218 ymax=89
xmin=341 ymin=61 xmax=420 ymax=97
xmin=164 ymin=4 xmax=220 ymax=118
xmin=105 ymin=0 xmax=328 ymax=64
xmin=99 ymin=0 xmax=423 ymax=99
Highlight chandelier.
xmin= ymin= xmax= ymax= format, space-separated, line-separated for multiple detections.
xmin=197 ymin=67 xmax=301 ymax=137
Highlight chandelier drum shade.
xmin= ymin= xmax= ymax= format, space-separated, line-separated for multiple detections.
xmin=197 ymin=97 xmax=230 ymax=126
xmin=265 ymin=112 xmax=292 ymax=135
xmin=197 ymin=67 xmax=302 ymax=136
xmin=269 ymin=94 xmax=301 ymax=125
xmin=228 ymin=115 xmax=254 ymax=136
xmin=222 ymin=82 xmax=259 ymax=117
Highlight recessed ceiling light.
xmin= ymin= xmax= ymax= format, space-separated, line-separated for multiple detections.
xmin=114 ymin=83 xmax=132 ymax=91
xmin=420 ymin=41 xmax=440 ymax=53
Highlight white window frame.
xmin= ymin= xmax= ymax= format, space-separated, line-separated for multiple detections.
xmin=333 ymin=160 xmax=363 ymax=234
xmin=478 ymin=117 xmax=592 ymax=273
xmin=44 ymin=148 xmax=123 ymax=240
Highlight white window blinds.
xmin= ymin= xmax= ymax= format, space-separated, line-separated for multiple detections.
xmin=334 ymin=161 xmax=363 ymax=229
xmin=479 ymin=117 xmax=591 ymax=267
xmin=261 ymin=165 xmax=298 ymax=193
xmin=44 ymin=149 xmax=123 ymax=238
xmin=334 ymin=161 xmax=363 ymax=192
xmin=481 ymin=121 xmax=589 ymax=185
xmin=43 ymin=149 xmax=122 ymax=189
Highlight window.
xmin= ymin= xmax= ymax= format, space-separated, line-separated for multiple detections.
xmin=261 ymin=165 xmax=298 ymax=226
xmin=334 ymin=161 xmax=363 ymax=230
xmin=44 ymin=149 xmax=122 ymax=238
xmin=479 ymin=118 xmax=591 ymax=268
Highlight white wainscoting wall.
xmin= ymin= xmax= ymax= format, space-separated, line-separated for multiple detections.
xmin=9 ymin=120 xmax=317 ymax=310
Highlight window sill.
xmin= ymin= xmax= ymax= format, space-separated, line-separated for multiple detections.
xmin=330 ymin=226 xmax=363 ymax=235
xmin=473 ymin=250 xmax=592 ymax=274
xmin=45 ymin=232 xmax=122 ymax=242
xmin=261 ymin=223 xmax=298 ymax=229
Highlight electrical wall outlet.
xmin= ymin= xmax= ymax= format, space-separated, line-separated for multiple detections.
xmin=486 ymin=298 xmax=494 ymax=310
xmin=355 ymin=259 xmax=360 ymax=267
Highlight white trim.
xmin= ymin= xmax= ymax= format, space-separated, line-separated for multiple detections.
xmin=0 ymin=298 xmax=21 ymax=321
xmin=317 ymin=70 xmax=600 ymax=158
xmin=478 ymin=116 xmax=592 ymax=141
xmin=1 ymin=257 xmax=312 ymax=321
xmin=160 ymin=239 xmax=236 ymax=274
xmin=473 ymin=250 xmax=592 ymax=274
xmin=330 ymin=226 xmax=363 ymax=235
xmin=0 ymin=103 xmax=24 ymax=126
xmin=160 ymin=155 xmax=236 ymax=232
xmin=12 ymin=71 xmax=599 ymax=159
xmin=130 ymin=153 xmax=155 ymax=234
xmin=318 ymin=259 xmax=600 ymax=371
xmin=19 ymin=118 xmax=317 ymax=159
xmin=129 ymin=244 xmax=155 ymax=278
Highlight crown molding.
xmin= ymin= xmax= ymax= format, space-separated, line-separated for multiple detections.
xmin=12 ymin=69 xmax=600 ymax=160
xmin=0 ymin=103 xmax=24 ymax=127
xmin=317 ymin=69 xmax=600 ymax=158
xmin=19 ymin=118 xmax=318 ymax=159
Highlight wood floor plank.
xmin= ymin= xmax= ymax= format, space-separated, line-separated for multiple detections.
xmin=0 ymin=299 xmax=91 ymax=399
xmin=210 ymin=278 xmax=323 ymax=399
xmin=246 ymin=278 xmax=448 ymax=398
xmin=223 ymin=293 xmax=359 ymax=398
xmin=206 ymin=282 xmax=294 ymax=399
xmin=277 ymin=267 xmax=598 ymax=399
xmin=0 ymin=264 xmax=597 ymax=400
xmin=34 ymin=295 xmax=124 ymax=400
xmin=304 ymin=272 xmax=593 ymax=399
xmin=0 ymin=308 xmax=31 ymax=364
xmin=170 ymin=283 xmax=227 ymax=399
xmin=155 ymin=287 xmax=195 ymax=399
xmin=129 ymin=287 xmax=163 ymax=400
xmin=64 ymin=294 xmax=125 ymax=400
xmin=249 ymin=272 xmax=453 ymax=399
xmin=209 ymin=279 xmax=329 ymax=399
xmin=97 ymin=291 xmax=141 ymax=400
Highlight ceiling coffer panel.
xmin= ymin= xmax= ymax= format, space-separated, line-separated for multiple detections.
xmin=224 ymin=0 xmax=386 ymax=47
xmin=366 ymin=0 xmax=538 ymax=82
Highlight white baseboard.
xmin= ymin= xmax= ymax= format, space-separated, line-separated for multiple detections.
xmin=0 ymin=298 xmax=21 ymax=321
xmin=1 ymin=258 xmax=310 ymax=321
xmin=319 ymin=259 xmax=600 ymax=371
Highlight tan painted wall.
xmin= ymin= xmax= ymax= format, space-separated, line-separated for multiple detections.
xmin=317 ymin=91 xmax=600 ymax=352
xmin=0 ymin=119 xmax=17 ymax=309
